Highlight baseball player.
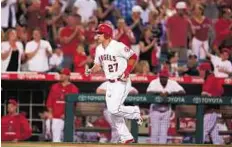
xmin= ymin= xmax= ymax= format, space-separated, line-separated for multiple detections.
xmin=201 ymin=48 xmax=232 ymax=144
xmin=1 ymin=99 xmax=32 ymax=141
xmin=46 ymin=68 xmax=79 ymax=142
xmin=146 ymin=69 xmax=185 ymax=144
xmin=96 ymin=81 xmax=139 ymax=143
xmin=86 ymin=23 xmax=143 ymax=143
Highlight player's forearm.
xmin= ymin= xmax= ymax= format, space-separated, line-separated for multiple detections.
xmin=125 ymin=54 xmax=137 ymax=74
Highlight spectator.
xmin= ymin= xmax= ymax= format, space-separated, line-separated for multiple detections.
xmin=191 ymin=4 xmax=212 ymax=60
xmin=166 ymin=1 xmax=192 ymax=61
xmin=1 ymin=99 xmax=32 ymax=141
xmin=96 ymin=81 xmax=138 ymax=143
xmin=16 ymin=25 xmax=30 ymax=48
xmin=1 ymin=29 xmax=25 ymax=72
xmin=168 ymin=52 xmax=179 ymax=76
xmin=134 ymin=60 xmax=154 ymax=75
xmin=202 ymin=48 xmax=232 ymax=97
xmin=128 ymin=5 xmax=144 ymax=44
xmin=1 ymin=0 xmax=17 ymax=31
xmin=213 ymin=6 xmax=232 ymax=55
xmin=25 ymin=28 xmax=53 ymax=72
xmin=114 ymin=18 xmax=136 ymax=48
xmin=26 ymin=0 xmax=48 ymax=38
xmin=97 ymin=0 xmax=117 ymax=26
xmin=49 ymin=48 xmax=64 ymax=72
xmin=46 ymin=1 xmax=64 ymax=47
xmin=73 ymin=0 xmax=97 ymax=24
xmin=73 ymin=44 xmax=93 ymax=73
xmin=203 ymin=0 xmax=220 ymax=21
xmin=84 ymin=16 xmax=98 ymax=46
xmin=178 ymin=53 xmax=200 ymax=76
xmin=139 ymin=0 xmax=151 ymax=25
xmin=46 ymin=68 xmax=79 ymax=142
xmin=113 ymin=0 xmax=137 ymax=22
xmin=58 ymin=14 xmax=85 ymax=69
xmin=147 ymin=69 xmax=185 ymax=144
xmin=139 ymin=27 xmax=157 ymax=72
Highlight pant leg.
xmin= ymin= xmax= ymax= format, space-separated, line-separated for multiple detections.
xmin=52 ymin=118 xmax=64 ymax=142
xmin=105 ymin=79 xmax=136 ymax=142
xmin=150 ymin=110 xmax=161 ymax=143
xmin=103 ymin=109 xmax=120 ymax=143
xmin=106 ymin=80 xmax=140 ymax=120
xmin=203 ymin=112 xmax=217 ymax=143
xmin=210 ymin=122 xmax=224 ymax=145
xmin=199 ymin=40 xmax=209 ymax=60
xmin=159 ymin=109 xmax=171 ymax=144
xmin=192 ymin=37 xmax=201 ymax=59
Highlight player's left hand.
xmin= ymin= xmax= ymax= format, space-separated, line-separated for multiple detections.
xmin=120 ymin=71 xmax=129 ymax=81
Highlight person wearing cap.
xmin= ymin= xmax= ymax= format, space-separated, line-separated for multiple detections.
xmin=1 ymin=99 xmax=32 ymax=142
xmin=201 ymin=48 xmax=232 ymax=96
xmin=127 ymin=5 xmax=144 ymax=44
xmin=146 ymin=69 xmax=185 ymax=144
xmin=166 ymin=1 xmax=192 ymax=62
xmin=46 ymin=68 xmax=79 ymax=142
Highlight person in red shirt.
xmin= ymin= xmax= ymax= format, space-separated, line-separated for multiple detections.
xmin=191 ymin=4 xmax=212 ymax=60
xmin=1 ymin=99 xmax=32 ymax=142
xmin=114 ymin=18 xmax=136 ymax=48
xmin=166 ymin=1 xmax=192 ymax=61
xmin=46 ymin=68 xmax=79 ymax=142
xmin=73 ymin=44 xmax=93 ymax=73
xmin=213 ymin=7 xmax=232 ymax=55
xmin=59 ymin=14 xmax=85 ymax=68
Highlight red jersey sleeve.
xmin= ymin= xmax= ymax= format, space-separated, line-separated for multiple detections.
xmin=72 ymin=84 xmax=79 ymax=93
xmin=17 ymin=114 xmax=32 ymax=140
xmin=46 ymin=84 xmax=56 ymax=109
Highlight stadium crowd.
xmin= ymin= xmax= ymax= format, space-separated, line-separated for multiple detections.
xmin=1 ymin=0 xmax=232 ymax=145
xmin=1 ymin=0 xmax=232 ymax=76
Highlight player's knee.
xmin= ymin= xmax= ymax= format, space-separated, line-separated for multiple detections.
xmin=108 ymin=108 xmax=120 ymax=115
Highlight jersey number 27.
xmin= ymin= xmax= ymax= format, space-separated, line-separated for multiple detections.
xmin=108 ymin=63 xmax=118 ymax=72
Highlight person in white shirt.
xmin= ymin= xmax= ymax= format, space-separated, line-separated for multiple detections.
xmin=201 ymin=48 xmax=232 ymax=96
xmin=73 ymin=0 xmax=97 ymax=24
xmin=1 ymin=29 xmax=25 ymax=72
xmin=96 ymin=81 xmax=138 ymax=143
xmin=25 ymin=28 xmax=53 ymax=72
xmin=49 ymin=48 xmax=64 ymax=72
xmin=146 ymin=69 xmax=185 ymax=144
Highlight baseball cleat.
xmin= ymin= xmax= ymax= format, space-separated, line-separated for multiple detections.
xmin=119 ymin=139 xmax=135 ymax=144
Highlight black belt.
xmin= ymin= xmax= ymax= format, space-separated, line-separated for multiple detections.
xmin=108 ymin=78 xmax=122 ymax=83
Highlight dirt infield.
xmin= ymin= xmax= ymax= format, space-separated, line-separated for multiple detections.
xmin=2 ymin=142 xmax=230 ymax=147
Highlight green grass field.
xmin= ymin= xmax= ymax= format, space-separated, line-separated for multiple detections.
xmin=2 ymin=142 xmax=231 ymax=147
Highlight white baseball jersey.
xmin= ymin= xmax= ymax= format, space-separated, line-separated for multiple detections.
xmin=147 ymin=78 xmax=185 ymax=112
xmin=147 ymin=78 xmax=185 ymax=94
xmin=94 ymin=40 xmax=135 ymax=79
xmin=210 ymin=54 xmax=232 ymax=78
xmin=98 ymin=81 xmax=138 ymax=94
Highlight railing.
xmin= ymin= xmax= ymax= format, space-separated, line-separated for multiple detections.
xmin=64 ymin=94 xmax=232 ymax=144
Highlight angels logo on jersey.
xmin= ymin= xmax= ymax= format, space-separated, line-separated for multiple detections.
xmin=99 ymin=54 xmax=116 ymax=62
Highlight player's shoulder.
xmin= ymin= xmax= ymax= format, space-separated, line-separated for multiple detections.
xmin=150 ymin=78 xmax=160 ymax=85
xmin=51 ymin=82 xmax=61 ymax=89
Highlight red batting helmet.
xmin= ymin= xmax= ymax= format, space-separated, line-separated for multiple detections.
xmin=95 ymin=23 xmax=113 ymax=39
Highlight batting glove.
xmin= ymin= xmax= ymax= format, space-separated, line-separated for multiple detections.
xmin=85 ymin=68 xmax=92 ymax=76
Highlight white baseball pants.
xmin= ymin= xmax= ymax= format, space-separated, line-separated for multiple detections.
xmin=105 ymin=79 xmax=141 ymax=142
xmin=149 ymin=109 xmax=171 ymax=144
xmin=45 ymin=118 xmax=64 ymax=142
xmin=204 ymin=112 xmax=224 ymax=144
xmin=103 ymin=109 xmax=120 ymax=143
xmin=192 ymin=37 xmax=209 ymax=60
